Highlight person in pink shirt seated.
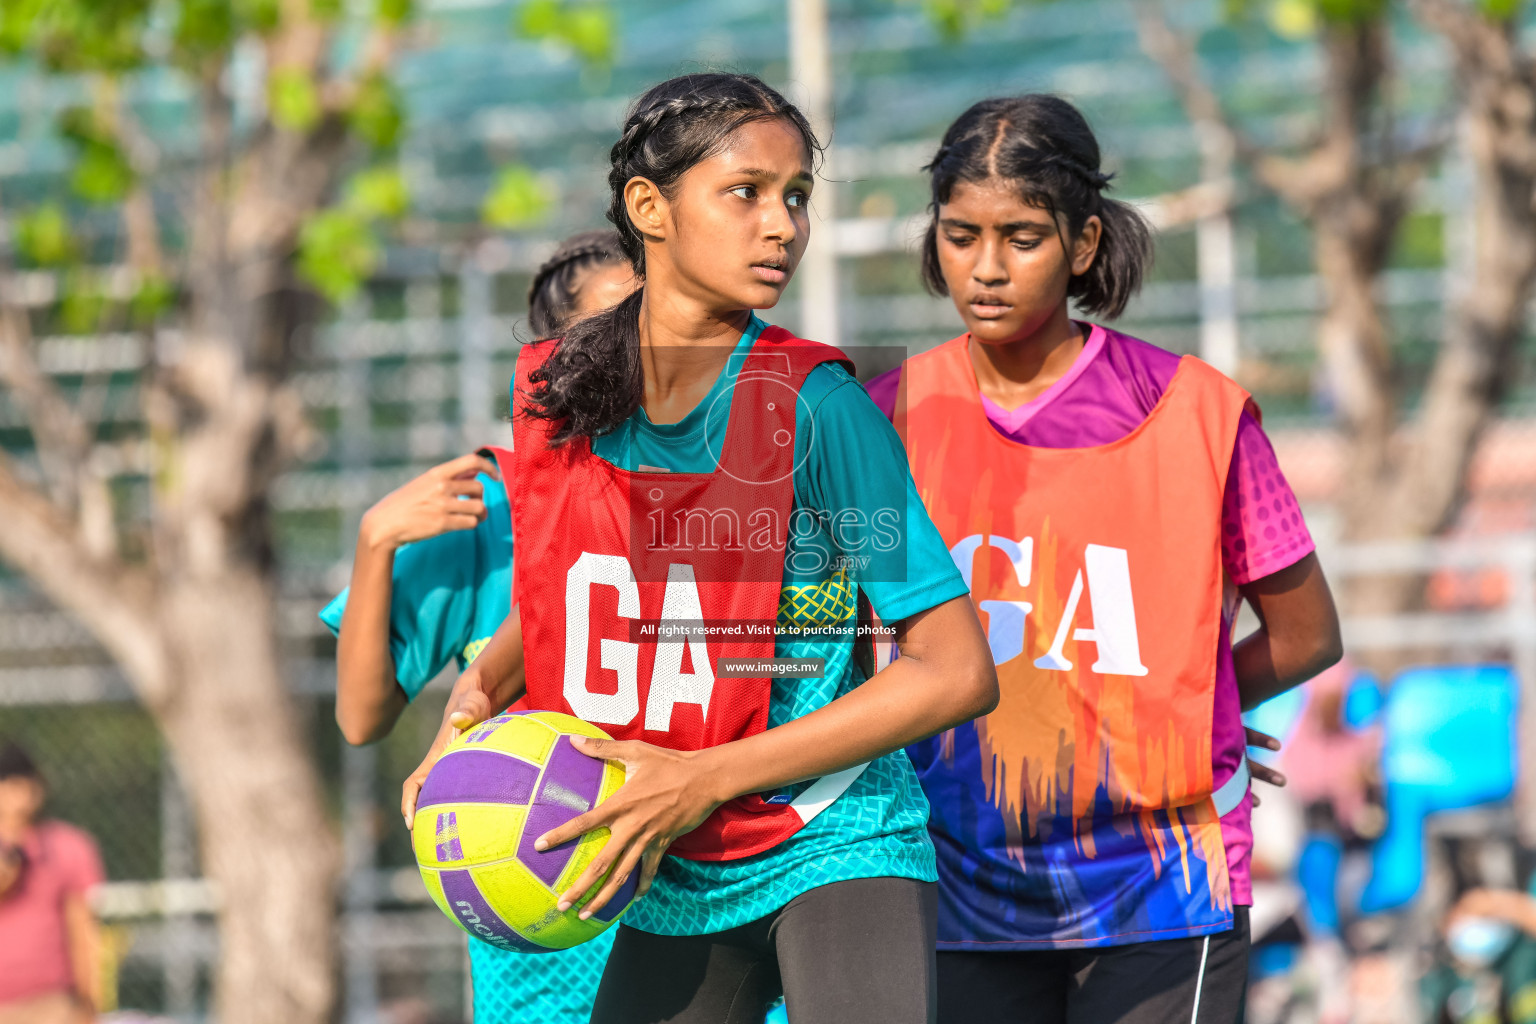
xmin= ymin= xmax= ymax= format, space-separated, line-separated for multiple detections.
xmin=875 ymin=94 xmax=1343 ymax=1024
xmin=0 ymin=743 xmax=104 ymax=1024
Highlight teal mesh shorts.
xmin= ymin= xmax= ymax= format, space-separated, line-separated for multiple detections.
xmin=469 ymin=929 xmax=616 ymax=1023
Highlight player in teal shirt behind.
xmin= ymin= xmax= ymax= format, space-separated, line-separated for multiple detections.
xmin=322 ymin=230 xmax=635 ymax=1024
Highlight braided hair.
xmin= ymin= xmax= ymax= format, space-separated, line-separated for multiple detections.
xmin=920 ymin=94 xmax=1152 ymax=319
xmin=523 ymin=73 xmax=821 ymax=443
xmin=526 ymin=229 xmax=627 ymax=341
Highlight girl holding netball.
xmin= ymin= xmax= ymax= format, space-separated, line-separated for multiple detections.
xmin=865 ymin=95 xmax=1342 ymax=1023
xmin=404 ymin=72 xmax=997 ymax=1024
xmin=325 ymin=229 xmax=634 ymax=1024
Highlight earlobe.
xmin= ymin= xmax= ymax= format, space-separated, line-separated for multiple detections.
xmin=625 ymin=176 xmax=668 ymax=242
xmin=1072 ymin=215 xmax=1103 ymax=276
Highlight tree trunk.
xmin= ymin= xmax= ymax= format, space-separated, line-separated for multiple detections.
xmin=138 ymin=330 xmax=340 ymax=1024
xmin=0 ymin=428 xmax=341 ymax=1024
xmin=156 ymin=574 xmax=339 ymax=1024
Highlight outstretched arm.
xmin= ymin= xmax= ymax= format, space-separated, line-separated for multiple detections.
xmin=336 ymin=453 xmax=497 ymax=744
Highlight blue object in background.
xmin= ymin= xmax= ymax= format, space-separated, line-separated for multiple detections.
xmin=1243 ymin=684 xmax=1308 ymax=752
xmin=1297 ymin=834 xmax=1344 ymax=935
xmin=1250 ymin=942 xmax=1299 ymax=980
xmin=1359 ymin=664 xmax=1518 ymax=914
xmin=1343 ymin=672 xmax=1385 ymax=730
xmin=768 ymin=1001 xmax=788 ymax=1024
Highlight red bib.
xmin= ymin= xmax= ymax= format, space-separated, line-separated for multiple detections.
xmin=510 ymin=327 xmax=851 ymax=861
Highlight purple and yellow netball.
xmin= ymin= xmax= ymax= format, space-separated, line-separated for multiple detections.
xmin=411 ymin=710 xmax=636 ymax=952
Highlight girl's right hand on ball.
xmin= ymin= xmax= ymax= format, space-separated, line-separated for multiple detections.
xmin=362 ymin=453 xmax=498 ymax=553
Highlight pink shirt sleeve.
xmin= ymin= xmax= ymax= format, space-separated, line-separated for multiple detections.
xmin=52 ymin=823 xmax=105 ymax=895
xmin=1222 ymin=412 xmax=1314 ymax=586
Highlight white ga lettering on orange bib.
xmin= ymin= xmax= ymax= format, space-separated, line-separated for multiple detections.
xmin=563 ymin=552 xmax=716 ymax=729
xmin=951 ymin=535 xmax=1148 ymax=676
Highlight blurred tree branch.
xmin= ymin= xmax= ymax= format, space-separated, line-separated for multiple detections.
xmin=0 ymin=4 xmax=420 ymax=1024
xmin=1135 ymin=1 xmax=1478 ymax=622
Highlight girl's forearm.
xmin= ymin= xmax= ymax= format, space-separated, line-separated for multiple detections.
xmin=698 ymin=596 xmax=996 ymax=803
xmin=335 ymin=529 xmax=408 ymax=744
xmin=440 ymin=607 xmax=528 ymax=728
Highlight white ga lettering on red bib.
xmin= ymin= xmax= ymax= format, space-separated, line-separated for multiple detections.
xmin=563 ymin=553 xmax=716 ymax=729
xmin=951 ymin=535 xmax=1148 ymax=676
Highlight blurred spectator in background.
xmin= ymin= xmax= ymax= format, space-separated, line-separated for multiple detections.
xmin=1281 ymin=659 xmax=1385 ymax=1024
xmin=0 ymin=742 xmax=104 ymax=1024
xmin=1422 ymin=882 xmax=1536 ymax=1023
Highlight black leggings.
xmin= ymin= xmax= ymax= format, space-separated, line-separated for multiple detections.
xmin=590 ymin=877 xmax=938 ymax=1024
xmin=936 ymin=907 xmax=1251 ymax=1024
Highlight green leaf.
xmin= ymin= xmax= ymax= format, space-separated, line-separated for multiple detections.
xmin=344 ymin=166 xmax=411 ymax=221
xmin=1314 ymin=0 xmax=1387 ymax=23
xmin=518 ymin=0 xmax=563 ymax=39
xmin=71 ymin=141 xmax=135 ymax=203
xmin=917 ymin=0 xmax=1019 ymax=41
xmin=270 ymin=67 xmax=322 ymax=131
xmin=377 ymin=0 xmax=415 ymax=26
xmin=0 ymin=0 xmax=48 ymax=56
xmin=12 ymin=0 xmax=150 ymax=73
xmin=923 ymin=0 xmax=966 ymax=41
xmin=311 ymin=0 xmax=345 ymax=21
xmin=349 ymin=73 xmax=406 ymax=151
xmin=562 ymin=6 xmax=613 ymax=64
xmin=481 ymin=165 xmax=554 ymax=229
xmin=130 ymin=273 xmax=176 ymax=326
xmin=516 ymin=0 xmax=615 ymax=65
xmin=236 ymin=0 xmax=282 ymax=34
xmin=173 ymin=0 xmax=236 ymax=61
xmin=57 ymin=106 xmax=136 ymax=203
xmin=297 ymin=208 xmax=381 ymax=303
xmin=14 ymin=204 xmax=77 ymax=268
xmin=59 ymin=273 xmax=106 ymax=335
xmin=1479 ymin=0 xmax=1522 ymax=19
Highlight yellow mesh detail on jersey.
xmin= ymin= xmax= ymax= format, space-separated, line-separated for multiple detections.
xmin=463 ymin=636 xmax=492 ymax=664
xmin=778 ymin=567 xmax=855 ymax=630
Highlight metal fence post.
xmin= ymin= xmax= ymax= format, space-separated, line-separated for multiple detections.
xmin=789 ymin=0 xmax=840 ymax=348
xmin=336 ymin=298 xmax=381 ymax=1024
xmin=160 ymin=762 xmax=197 ymax=1020
xmin=1508 ymin=536 xmax=1536 ymax=847
xmin=1194 ymin=125 xmax=1238 ymax=374
xmin=460 ymin=256 xmax=495 ymax=451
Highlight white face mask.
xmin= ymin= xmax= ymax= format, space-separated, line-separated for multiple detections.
xmin=1448 ymin=917 xmax=1518 ymax=969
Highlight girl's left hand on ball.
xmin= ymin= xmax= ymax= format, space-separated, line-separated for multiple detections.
xmin=534 ymin=736 xmax=724 ymax=920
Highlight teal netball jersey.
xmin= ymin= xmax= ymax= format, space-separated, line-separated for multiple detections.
xmin=320 ymin=475 xmax=613 ymax=1024
xmin=570 ymin=315 xmax=969 ymax=935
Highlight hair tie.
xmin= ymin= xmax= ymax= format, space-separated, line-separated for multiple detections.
xmin=1055 ymin=153 xmax=1112 ymax=190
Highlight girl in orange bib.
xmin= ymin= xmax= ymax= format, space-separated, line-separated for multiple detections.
xmin=866 ymin=95 xmax=1344 ymax=1024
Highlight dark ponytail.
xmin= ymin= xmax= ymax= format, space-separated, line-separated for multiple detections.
xmin=523 ymin=73 xmax=821 ymax=443
xmin=526 ymin=229 xmax=627 ymax=341
xmin=920 ymin=94 xmax=1152 ymax=319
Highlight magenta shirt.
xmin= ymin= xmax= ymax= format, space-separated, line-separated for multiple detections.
xmin=867 ymin=323 xmax=1315 ymax=905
